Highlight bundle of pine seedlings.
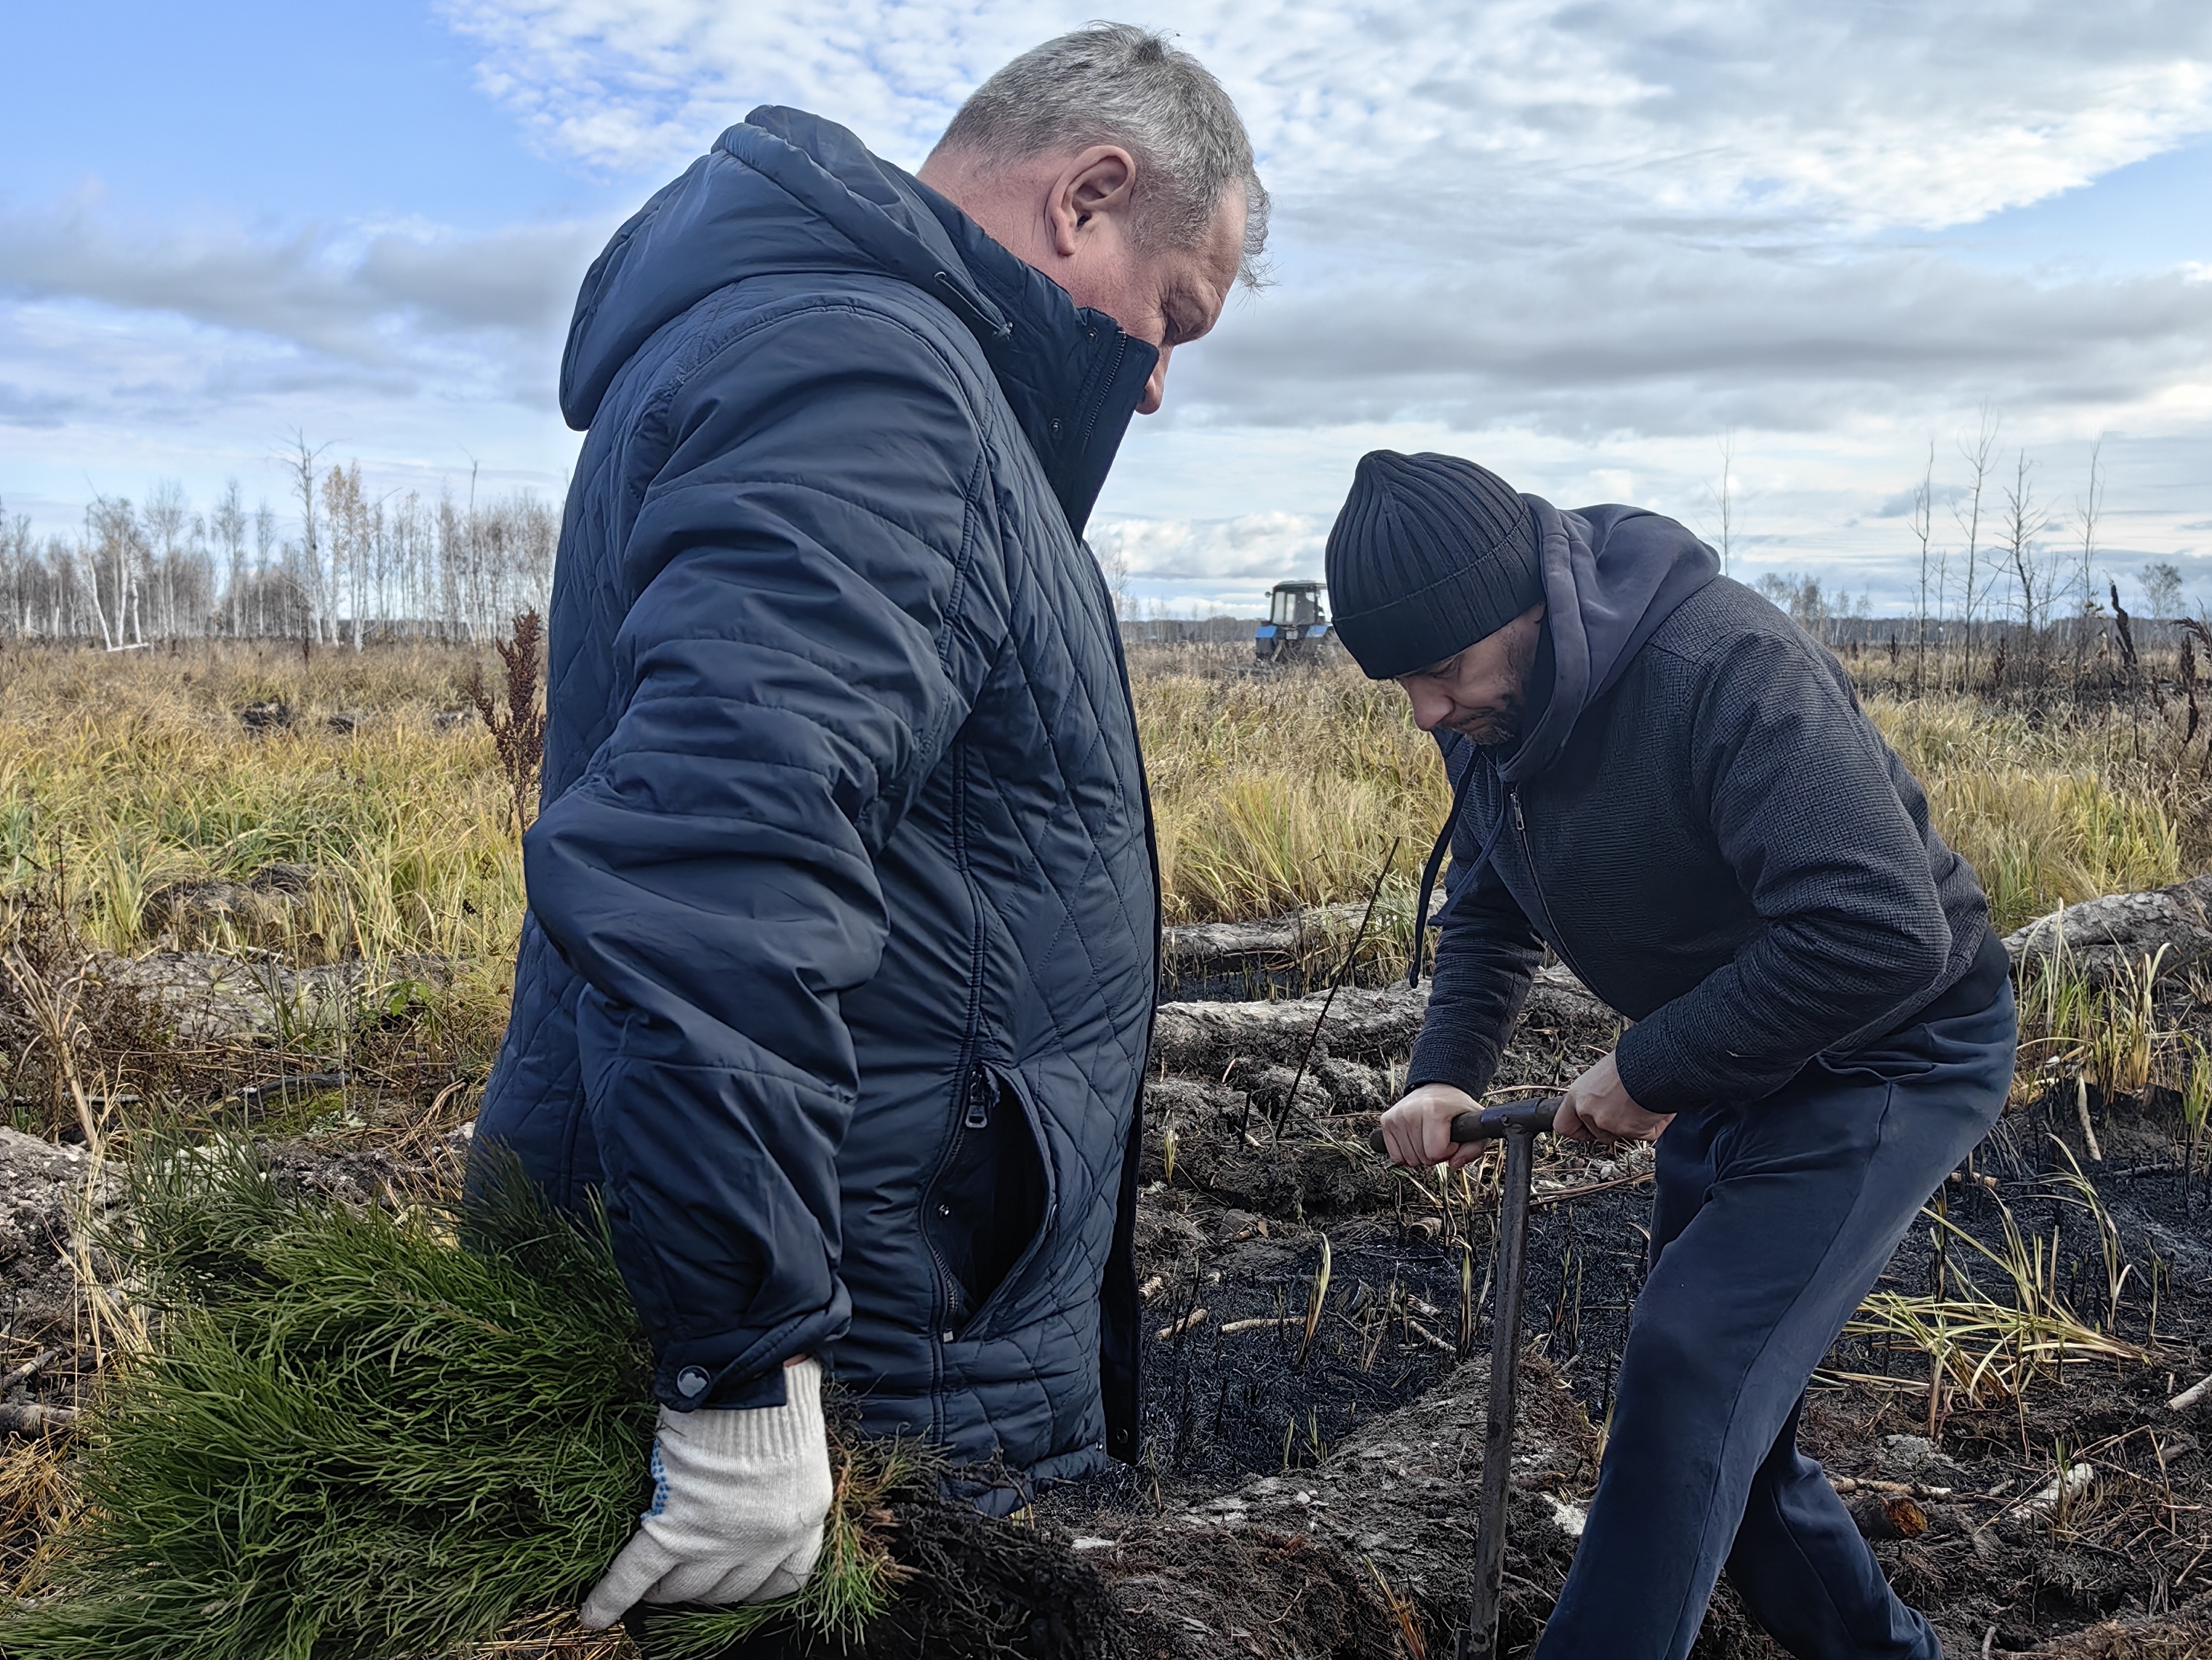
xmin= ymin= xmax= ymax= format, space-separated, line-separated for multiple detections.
xmin=0 ymin=1139 xmax=907 ymax=1660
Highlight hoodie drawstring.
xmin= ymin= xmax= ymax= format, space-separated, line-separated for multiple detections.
xmin=1408 ymin=749 xmax=1507 ymax=989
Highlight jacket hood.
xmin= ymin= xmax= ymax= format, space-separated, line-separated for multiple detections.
xmin=1498 ymin=500 xmax=1721 ymax=783
xmin=560 ymin=106 xmax=1157 ymax=534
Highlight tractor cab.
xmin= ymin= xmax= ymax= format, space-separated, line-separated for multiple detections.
xmin=1254 ymin=581 xmax=1333 ymax=665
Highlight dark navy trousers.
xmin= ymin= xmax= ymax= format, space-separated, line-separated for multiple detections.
xmin=1536 ymin=987 xmax=2016 ymax=1660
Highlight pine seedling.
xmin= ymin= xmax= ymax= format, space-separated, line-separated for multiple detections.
xmin=103 ymin=1131 xmax=294 ymax=1307
xmin=2 ymin=1142 xmax=907 ymax=1660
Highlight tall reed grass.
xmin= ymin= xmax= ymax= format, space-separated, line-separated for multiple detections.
xmin=0 ymin=643 xmax=522 ymax=966
xmin=0 ymin=641 xmax=2203 ymax=974
xmin=1867 ymin=699 xmax=2188 ymax=931
xmin=1134 ymin=651 xmax=1443 ymax=923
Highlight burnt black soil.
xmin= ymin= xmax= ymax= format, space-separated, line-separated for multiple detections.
xmin=1798 ymin=1081 xmax=2212 ymax=1659
xmin=1113 ymin=1071 xmax=1659 ymax=1493
xmin=640 ymin=1049 xmax=2212 ymax=1660
xmin=812 ymin=1060 xmax=2212 ymax=1659
xmin=9 ymin=961 xmax=2210 ymax=1659
xmin=636 ymin=1496 xmax=1131 ymax=1660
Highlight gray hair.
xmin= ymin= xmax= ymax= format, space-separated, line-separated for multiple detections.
xmin=932 ymin=23 xmax=1270 ymax=285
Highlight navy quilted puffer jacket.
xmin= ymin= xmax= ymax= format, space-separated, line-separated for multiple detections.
xmin=473 ymin=107 xmax=1161 ymax=1490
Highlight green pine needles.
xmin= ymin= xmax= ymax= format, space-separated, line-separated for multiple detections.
xmin=0 ymin=1140 xmax=907 ymax=1660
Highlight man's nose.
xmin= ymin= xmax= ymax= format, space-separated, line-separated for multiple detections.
xmin=1406 ymin=683 xmax=1448 ymax=731
xmin=1136 ymin=345 xmax=1172 ymax=416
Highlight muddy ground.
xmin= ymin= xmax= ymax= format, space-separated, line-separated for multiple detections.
xmin=1039 ymin=1067 xmax=2212 ymax=1660
xmin=2 ymin=886 xmax=2210 ymax=1658
xmin=817 ymin=882 xmax=2212 ymax=1659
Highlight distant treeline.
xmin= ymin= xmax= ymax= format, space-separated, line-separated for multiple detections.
xmin=0 ymin=443 xmax=555 ymax=648
xmin=1749 ymin=571 xmax=2198 ymax=643
xmin=1118 ymin=617 xmax=1254 ymax=644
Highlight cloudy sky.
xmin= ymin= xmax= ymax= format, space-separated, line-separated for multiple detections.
xmin=4 ymin=0 xmax=2211 ymax=615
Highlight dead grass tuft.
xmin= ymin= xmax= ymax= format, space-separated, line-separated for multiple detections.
xmin=0 ymin=1432 xmax=79 ymax=1599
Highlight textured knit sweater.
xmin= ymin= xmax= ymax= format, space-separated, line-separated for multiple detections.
xmin=1410 ymin=566 xmax=1995 ymax=1113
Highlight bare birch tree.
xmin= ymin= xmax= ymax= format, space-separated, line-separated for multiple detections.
xmin=1910 ymin=439 xmax=1935 ymax=689
xmin=284 ymin=432 xmax=331 ymax=643
xmin=140 ymin=481 xmax=188 ymax=639
xmin=2141 ymin=561 xmax=2184 ymax=622
xmin=2075 ymin=438 xmax=2104 ymax=677
xmin=210 ymin=481 xmax=248 ymax=637
xmin=1952 ymin=406 xmax=1999 ymax=691
xmin=21 ymin=462 xmax=559 ymax=645
xmin=2000 ymin=450 xmax=2051 ymax=648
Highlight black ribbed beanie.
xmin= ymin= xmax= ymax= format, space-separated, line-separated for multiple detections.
xmin=1324 ymin=452 xmax=1543 ymax=679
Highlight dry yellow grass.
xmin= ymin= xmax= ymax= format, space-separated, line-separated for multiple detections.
xmin=0 ymin=639 xmax=2200 ymax=974
xmin=1134 ymin=648 xmax=1443 ymax=923
xmin=1138 ymin=647 xmax=2200 ymax=933
xmin=0 ymin=643 xmax=523 ymax=966
xmin=0 ymin=1432 xmax=76 ymax=1600
xmin=1867 ymin=699 xmax=2188 ymax=931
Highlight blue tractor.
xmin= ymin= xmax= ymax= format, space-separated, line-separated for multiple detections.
xmin=1254 ymin=580 xmax=1334 ymax=665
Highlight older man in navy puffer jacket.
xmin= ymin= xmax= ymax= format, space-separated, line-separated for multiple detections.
xmin=470 ymin=25 xmax=1266 ymax=1627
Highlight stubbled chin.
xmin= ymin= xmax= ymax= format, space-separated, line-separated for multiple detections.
xmin=1449 ymin=718 xmax=1515 ymax=745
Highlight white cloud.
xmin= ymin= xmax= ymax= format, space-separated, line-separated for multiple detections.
xmin=1168 ymin=241 xmax=2212 ymax=438
xmin=1091 ymin=508 xmax=1327 ymax=583
xmin=424 ymin=0 xmax=2212 ymax=612
xmin=9 ymin=0 xmax=2212 ymax=595
xmin=0 ymin=192 xmax=602 ymax=392
xmin=440 ymin=0 xmax=1067 ymax=175
xmin=444 ymin=0 xmax=2212 ymax=233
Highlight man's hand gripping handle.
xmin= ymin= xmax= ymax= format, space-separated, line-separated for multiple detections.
xmin=1369 ymin=1096 xmax=1559 ymax=1164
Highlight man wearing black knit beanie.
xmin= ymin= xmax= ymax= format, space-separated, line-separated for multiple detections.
xmin=1339 ymin=451 xmax=2016 ymax=1660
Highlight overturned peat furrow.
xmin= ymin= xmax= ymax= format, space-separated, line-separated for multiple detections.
xmin=11 ymin=889 xmax=2209 ymax=1660
xmin=1062 ymin=902 xmax=2212 ymax=1660
xmin=1123 ymin=1083 xmax=1661 ymax=1472
xmin=701 ymin=1348 xmax=1781 ymax=1660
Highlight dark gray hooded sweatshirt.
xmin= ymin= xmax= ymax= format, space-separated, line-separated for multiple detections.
xmin=1410 ymin=499 xmax=2000 ymax=1112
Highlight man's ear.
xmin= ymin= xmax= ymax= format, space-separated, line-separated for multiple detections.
xmin=1049 ymin=146 xmax=1138 ymax=257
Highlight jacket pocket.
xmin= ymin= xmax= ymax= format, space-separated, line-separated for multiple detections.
xmin=1812 ymin=1038 xmax=1941 ymax=1088
xmin=923 ymin=1064 xmax=1056 ymax=1339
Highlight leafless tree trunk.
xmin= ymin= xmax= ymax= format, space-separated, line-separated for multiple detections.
xmin=0 ymin=503 xmax=28 ymax=638
xmin=2075 ymin=438 xmax=2105 ymax=686
xmin=212 ymin=480 xmax=248 ymax=638
xmin=253 ymin=501 xmax=278 ymax=638
xmin=1704 ymin=430 xmax=1738 ymax=577
xmin=284 ymin=432 xmax=329 ymax=643
xmin=141 ymin=480 xmax=188 ymax=640
xmin=1953 ymin=406 xmax=1999 ymax=693
xmin=2001 ymin=451 xmax=2050 ymax=667
xmin=1911 ymin=439 xmax=1935 ymax=693
xmin=465 ymin=458 xmax=484 ymax=643
xmin=78 ymin=505 xmax=116 ymax=651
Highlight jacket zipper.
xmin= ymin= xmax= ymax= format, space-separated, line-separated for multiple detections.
xmin=920 ymin=1067 xmax=991 ymax=1348
xmin=929 ymin=1065 xmax=992 ymax=1281
xmin=1512 ymin=787 xmax=1596 ymax=993
xmin=921 ymin=745 xmax=993 ymax=1431
xmin=1074 ymin=329 xmax=1131 ymax=455
xmin=963 ymin=1069 xmax=992 ymax=1131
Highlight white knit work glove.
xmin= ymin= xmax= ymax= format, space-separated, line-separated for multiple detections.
xmin=579 ymin=1358 xmax=833 ymax=1629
